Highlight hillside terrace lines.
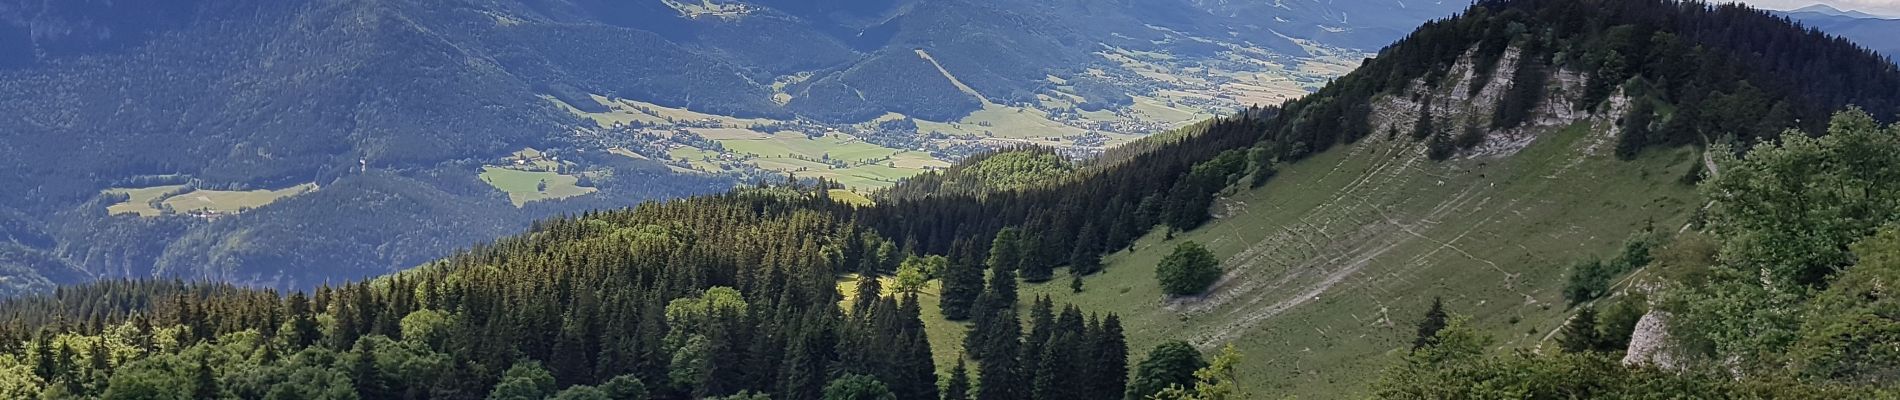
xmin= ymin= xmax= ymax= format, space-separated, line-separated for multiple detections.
xmin=1182 ymin=134 xmax=1425 ymax=316
xmin=1178 ymin=113 xmax=1624 ymax=350
xmin=1195 ymin=231 xmax=1413 ymax=348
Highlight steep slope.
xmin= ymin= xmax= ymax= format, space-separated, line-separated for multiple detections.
xmin=1013 ymin=0 xmax=1900 ymax=396
xmin=1026 ymin=110 xmax=1702 ymax=396
xmin=870 ymin=0 xmax=1900 ymax=396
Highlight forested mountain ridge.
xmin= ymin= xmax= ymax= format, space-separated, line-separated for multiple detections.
xmin=0 ymin=0 xmax=1467 ymax=298
xmin=2 ymin=0 xmax=1900 ymax=398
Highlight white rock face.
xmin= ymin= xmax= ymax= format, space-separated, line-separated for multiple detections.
xmin=1621 ymin=310 xmax=1679 ymax=369
xmin=1365 ymin=44 xmax=1608 ymax=160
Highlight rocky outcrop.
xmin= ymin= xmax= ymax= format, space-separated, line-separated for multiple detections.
xmin=1621 ymin=309 xmax=1680 ymax=369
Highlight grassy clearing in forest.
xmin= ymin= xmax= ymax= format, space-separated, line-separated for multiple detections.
xmin=837 ymin=275 xmax=970 ymax=373
xmin=161 ymin=183 xmax=318 ymax=214
xmin=104 ymin=185 xmax=189 ymax=216
xmin=479 ymin=167 xmax=596 ymax=207
xmin=106 ymin=183 xmax=316 ymax=216
xmin=826 ymin=189 xmax=875 ymax=207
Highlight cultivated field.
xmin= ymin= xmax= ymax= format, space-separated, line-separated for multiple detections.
xmin=163 ymin=183 xmax=318 ymax=214
xmin=479 ymin=167 xmax=597 ymax=207
xmin=105 ymin=183 xmax=316 ymax=217
xmin=103 ymin=184 xmax=188 ymax=216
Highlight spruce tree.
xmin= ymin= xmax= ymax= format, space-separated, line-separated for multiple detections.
xmin=976 ymin=309 xmax=1025 ymax=400
xmin=1413 ymin=297 xmax=1449 ymax=351
xmin=1019 ymin=297 xmax=1055 ymax=379
xmin=1069 ymin=223 xmax=1104 ymax=276
xmin=1031 ymin=332 xmax=1076 ymax=400
xmin=965 ymin=297 xmax=997 ymax=360
xmin=986 ymin=261 xmax=1019 ymax=311
xmin=31 ymin=331 xmax=54 ymax=381
xmin=1018 ymin=232 xmax=1054 ymax=282
xmin=988 ymin=228 xmax=1023 ymax=273
xmin=193 ymin=353 xmax=220 ymax=399
xmin=945 ymin=358 xmax=972 ymax=400
xmin=894 ymin=294 xmax=940 ymax=400
xmin=852 ymin=267 xmax=884 ymax=317
xmin=553 ymin=290 xmax=602 ymax=385
xmin=1411 ymin=102 xmax=1436 ymax=140
xmin=968 ymin=253 xmax=1023 ymax=359
xmin=779 ymin=313 xmax=835 ymax=400
xmin=86 ymin=339 xmax=109 ymax=373
xmin=352 ymin=340 xmax=390 ymax=400
xmin=940 ymin=245 xmax=986 ymax=321
xmin=281 ymin=291 xmax=319 ymax=348
xmin=1560 ymin=307 xmax=1602 ymax=354
xmin=1615 ymin=99 xmax=1657 ymax=160
xmin=52 ymin=341 xmax=74 ymax=390
xmin=1092 ymin=315 xmax=1129 ymax=400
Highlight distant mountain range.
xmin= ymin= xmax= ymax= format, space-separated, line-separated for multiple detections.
xmin=1787 ymin=4 xmax=1891 ymax=19
xmin=1777 ymin=4 xmax=1900 ymax=58
xmin=0 ymin=0 xmax=1466 ymax=295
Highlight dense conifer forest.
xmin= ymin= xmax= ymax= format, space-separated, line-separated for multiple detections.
xmin=1 ymin=0 xmax=1899 ymax=398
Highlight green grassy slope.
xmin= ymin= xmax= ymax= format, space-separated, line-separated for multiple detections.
xmin=1001 ymin=120 xmax=1701 ymax=396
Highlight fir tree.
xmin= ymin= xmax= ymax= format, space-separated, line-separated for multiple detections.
xmin=893 ymin=294 xmax=940 ymax=400
xmin=86 ymin=339 xmax=109 ymax=373
xmin=1560 ymin=307 xmax=1602 ymax=354
xmin=1069 ymin=223 xmax=1104 ymax=276
xmin=1092 ymin=315 xmax=1130 ymax=400
xmin=988 ymin=228 xmax=1023 ymax=273
xmin=945 ymin=358 xmax=972 ymax=400
xmin=1411 ymin=101 xmax=1436 ymax=140
xmin=281 ymin=291 xmax=319 ymax=348
xmin=1615 ymin=99 xmax=1657 ymax=160
xmin=1018 ymin=232 xmax=1055 ymax=283
xmin=1019 ymin=297 xmax=1056 ymax=381
xmin=1413 ymin=297 xmax=1449 ymax=351
xmin=352 ymin=339 xmax=391 ymax=400
xmin=940 ymin=241 xmax=986 ymax=321
xmin=31 ymin=331 xmax=54 ymax=381
xmin=193 ymin=353 xmax=220 ymax=399
xmin=976 ymin=309 xmax=1025 ymax=400
xmin=986 ymin=262 xmax=1019 ymax=310
xmin=853 ymin=266 xmax=884 ymax=317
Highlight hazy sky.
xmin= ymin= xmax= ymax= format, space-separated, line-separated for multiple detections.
xmin=1732 ymin=0 xmax=1900 ymax=16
